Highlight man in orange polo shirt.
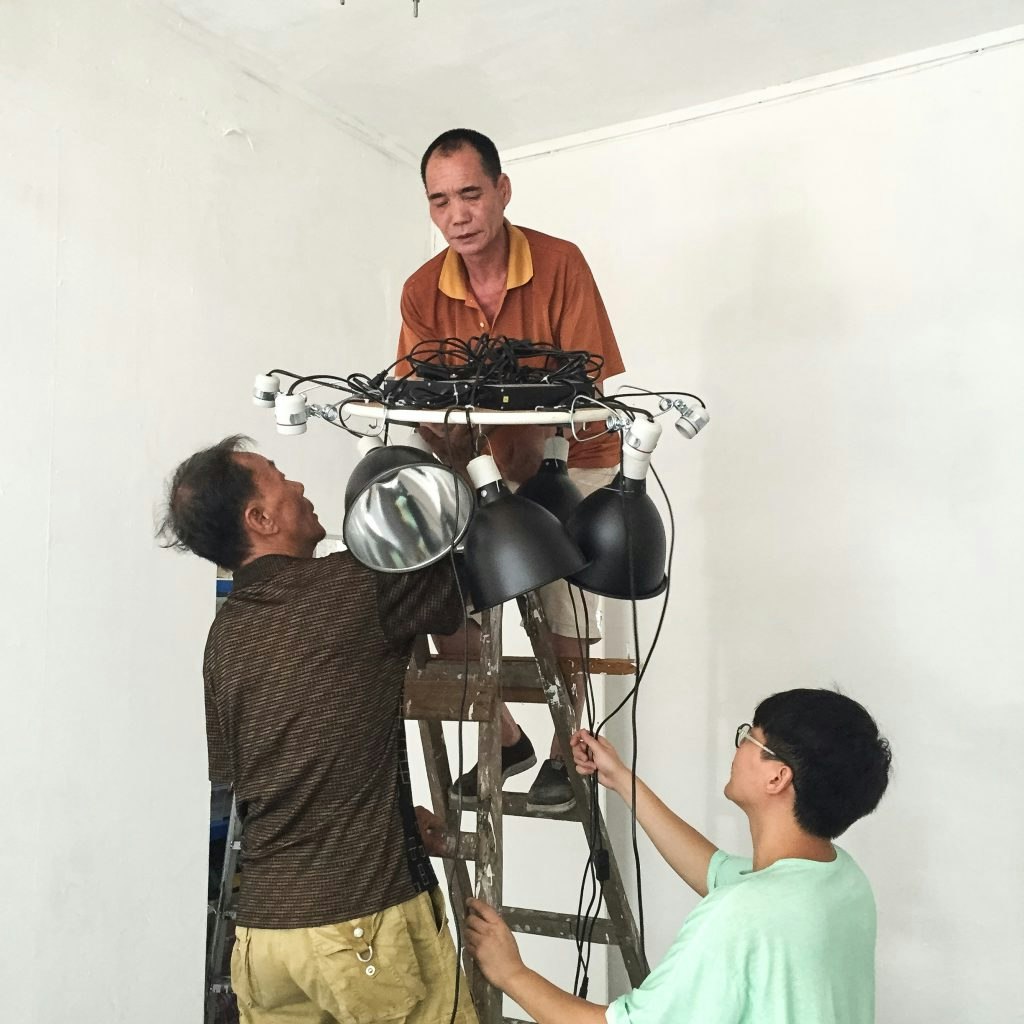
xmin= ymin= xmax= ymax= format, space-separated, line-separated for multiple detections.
xmin=397 ymin=128 xmax=626 ymax=815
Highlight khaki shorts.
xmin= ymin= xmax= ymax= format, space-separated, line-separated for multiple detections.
xmin=534 ymin=465 xmax=617 ymax=640
xmin=231 ymin=888 xmax=478 ymax=1024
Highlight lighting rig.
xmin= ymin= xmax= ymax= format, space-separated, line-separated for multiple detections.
xmin=250 ymin=337 xmax=707 ymax=608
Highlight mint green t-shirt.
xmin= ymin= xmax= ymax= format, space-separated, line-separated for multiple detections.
xmin=606 ymin=846 xmax=876 ymax=1024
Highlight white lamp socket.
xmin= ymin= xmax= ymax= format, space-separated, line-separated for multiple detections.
xmin=674 ymin=402 xmax=710 ymax=439
xmin=356 ymin=435 xmax=385 ymax=457
xmin=543 ymin=435 xmax=571 ymax=463
xmin=404 ymin=429 xmax=435 ymax=456
xmin=467 ymin=454 xmax=503 ymax=492
xmin=622 ymin=418 xmax=662 ymax=481
xmin=252 ymin=374 xmax=280 ymax=407
xmin=274 ymin=393 xmax=307 ymax=435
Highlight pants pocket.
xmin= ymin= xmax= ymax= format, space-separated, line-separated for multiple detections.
xmin=312 ymin=909 xmax=427 ymax=1024
xmin=429 ymin=886 xmax=449 ymax=936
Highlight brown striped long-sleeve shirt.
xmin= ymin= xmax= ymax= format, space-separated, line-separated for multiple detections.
xmin=204 ymin=552 xmax=462 ymax=928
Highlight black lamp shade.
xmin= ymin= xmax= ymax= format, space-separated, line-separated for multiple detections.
xmin=517 ymin=461 xmax=583 ymax=523
xmin=462 ymin=455 xmax=588 ymax=610
xmin=343 ymin=443 xmax=472 ymax=572
xmin=567 ymin=476 xmax=668 ymax=600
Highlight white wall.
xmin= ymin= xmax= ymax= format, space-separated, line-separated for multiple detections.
xmin=6 ymin=5 xmax=1023 ymax=1019
xmin=0 ymin=2 xmax=427 ymax=1020
xmin=505 ymin=36 xmax=1024 ymax=1023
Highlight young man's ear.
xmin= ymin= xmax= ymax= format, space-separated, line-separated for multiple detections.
xmin=765 ymin=762 xmax=793 ymax=796
xmin=243 ymin=501 xmax=277 ymax=538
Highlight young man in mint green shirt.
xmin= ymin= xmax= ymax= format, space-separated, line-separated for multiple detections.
xmin=464 ymin=688 xmax=892 ymax=1024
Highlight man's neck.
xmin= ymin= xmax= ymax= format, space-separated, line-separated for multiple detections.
xmin=462 ymin=223 xmax=510 ymax=293
xmin=240 ymin=542 xmax=313 ymax=566
xmin=748 ymin=816 xmax=836 ymax=871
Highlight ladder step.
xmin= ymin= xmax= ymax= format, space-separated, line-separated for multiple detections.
xmin=502 ymin=792 xmax=580 ymax=821
xmin=502 ymin=906 xmax=617 ymax=945
xmin=404 ymin=656 xmax=637 ymax=721
xmin=436 ymin=831 xmax=479 ymax=860
xmin=440 ymin=793 xmax=580 ymax=823
xmin=404 ymin=677 xmax=498 ymax=721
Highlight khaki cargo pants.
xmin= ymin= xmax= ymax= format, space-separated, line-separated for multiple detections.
xmin=231 ymin=888 xmax=478 ymax=1024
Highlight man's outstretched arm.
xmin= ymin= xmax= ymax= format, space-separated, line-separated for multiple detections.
xmin=571 ymin=730 xmax=717 ymax=897
xmin=465 ymin=898 xmax=608 ymax=1024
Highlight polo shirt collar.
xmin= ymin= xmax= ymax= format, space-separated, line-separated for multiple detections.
xmin=232 ymin=553 xmax=303 ymax=590
xmin=438 ymin=221 xmax=534 ymax=301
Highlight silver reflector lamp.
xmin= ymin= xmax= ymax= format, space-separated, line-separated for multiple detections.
xmin=343 ymin=436 xmax=473 ymax=573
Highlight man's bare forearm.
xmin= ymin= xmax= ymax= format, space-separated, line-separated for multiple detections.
xmin=612 ymin=773 xmax=717 ymax=897
xmin=502 ymin=966 xmax=609 ymax=1024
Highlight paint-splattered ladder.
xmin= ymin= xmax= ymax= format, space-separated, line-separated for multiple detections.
xmin=404 ymin=591 xmax=649 ymax=1024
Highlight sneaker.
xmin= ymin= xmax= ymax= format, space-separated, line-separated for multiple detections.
xmin=449 ymin=730 xmax=537 ymax=808
xmin=525 ymin=758 xmax=576 ymax=814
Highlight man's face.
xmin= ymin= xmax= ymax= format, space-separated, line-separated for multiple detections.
xmin=424 ymin=145 xmax=511 ymax=261
xmin=723 ymin=723 xmax=775 ymax=808
xmin=238 ymin=453 xmax=325 ymax=557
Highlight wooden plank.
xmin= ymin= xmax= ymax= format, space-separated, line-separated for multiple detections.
xmin=409 ymin=655 xmax=635 ymax=687
xmin=404 ymin=654 xmax=637 ymax=720
xmin=404 ymin=678 xmax=497 ymax=721
xmin=557 ymin=657 xmax=636 ymax=677
xmin=502 ymin=906 xmax=616 ymax=945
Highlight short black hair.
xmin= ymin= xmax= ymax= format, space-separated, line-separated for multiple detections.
xmin=420 ymin=128 xmax=502 ymax=185
xmin=157 ymin=435 xmax=257 ymax=571
xmin=753 ymin=688 xmax=892 ymax=839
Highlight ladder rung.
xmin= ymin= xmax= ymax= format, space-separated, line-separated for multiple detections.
xmin=412 ymin=655 xmax=635 ymax=686
xmin=502 ymin=792 xmax=580 ymax=821
xmin=403 ymin=677 xmax=499 ymax=721
xmin=557 ymin=657 xmax=636 ymax=676
xmin=502 ymin=906 xmax=617 ymax=945
xmin=436 ymin=831 xmax=478 ymax=860
xmin=404 ymin=656 xmax=637 ymax=721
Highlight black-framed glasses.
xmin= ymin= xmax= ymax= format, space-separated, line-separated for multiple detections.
xmin=734 ymin=723 xmax=779 ymax=758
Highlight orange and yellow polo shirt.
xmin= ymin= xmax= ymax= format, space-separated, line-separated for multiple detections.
xmin=397 ymin=223 xmax=625 ymax=470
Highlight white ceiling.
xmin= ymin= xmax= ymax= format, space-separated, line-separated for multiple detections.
xmin=161 ymin=0 xmax=1024 ymax=161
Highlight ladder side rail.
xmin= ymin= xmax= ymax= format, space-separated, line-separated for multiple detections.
xmin=206 ymin=793 xmax=243 ymax=1019
xmin=519 ymin=590 xmax=651 ymax=987
xmin=473 ymin=605 xmax=505 ymax=1024
xmin=418 ymin=718 xmax=478 ymax=986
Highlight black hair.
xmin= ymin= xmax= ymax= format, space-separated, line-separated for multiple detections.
xmin=420 ymin=128 xmax=502 ymax=185
xmin=157 ymin=435 xmax=257 ymax=571
xmin=753 ymin=688 xmax=892 ymax=840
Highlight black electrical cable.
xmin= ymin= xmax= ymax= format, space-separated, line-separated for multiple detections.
xmin=441 ymin=406 xmax=473 ymax=1024
xmin=283 ymin=374 xmax=363 ymax=397
xmin=566 ymin=585 xmax=602 ymax=998
xmin=584 ymin=449 xmax=677 ymax=979
xmin=610 ymin=384 xmax=708 ymax=409
xmin=618 ymin=437 xmax=647 ymax=961
xmin=391 ymin=335 xmax=606 ymax=409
